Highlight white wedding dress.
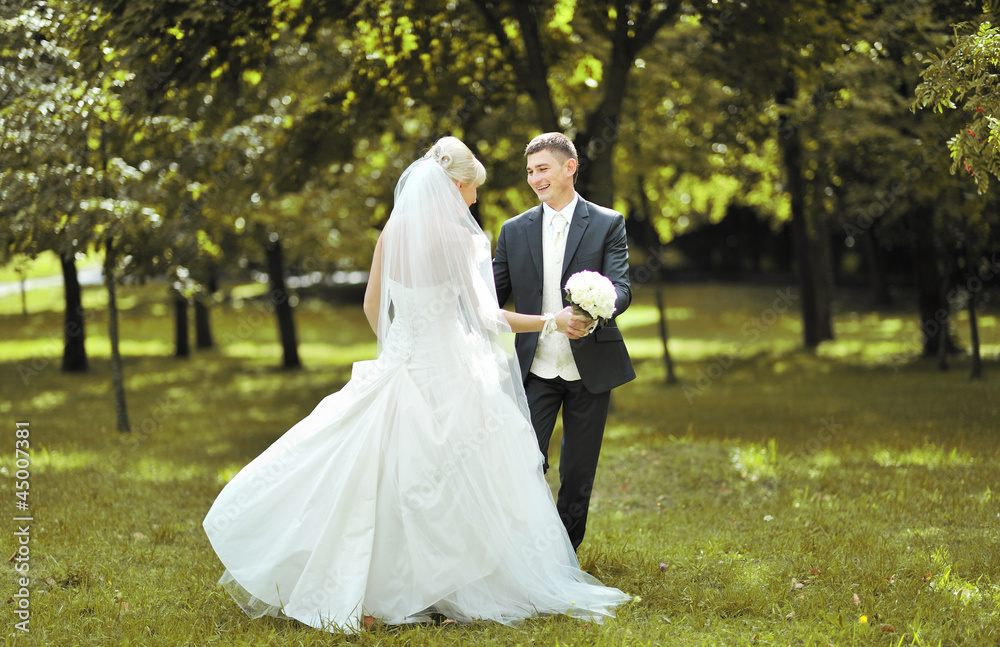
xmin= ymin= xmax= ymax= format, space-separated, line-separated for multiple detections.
xmin=202 ymin=157 xmax=629 ymax=633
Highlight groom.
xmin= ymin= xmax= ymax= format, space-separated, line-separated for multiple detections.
xmin=494 ymin=132 xmax=635 ymax=550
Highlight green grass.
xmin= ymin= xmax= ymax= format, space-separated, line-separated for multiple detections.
xmin=2 ymin=279 xmax=999 ymax=646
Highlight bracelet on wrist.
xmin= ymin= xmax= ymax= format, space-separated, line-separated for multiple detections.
xmin=540 ymin=312 xmax=557 ymax=335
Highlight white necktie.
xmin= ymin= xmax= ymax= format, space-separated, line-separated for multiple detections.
xmin=550 ymin=212 xmax=567 ymax=259
xmin=546 ymin=212 xmax=567 ymax=303
xmin=547 ymin=213 xmax=567 ymax=313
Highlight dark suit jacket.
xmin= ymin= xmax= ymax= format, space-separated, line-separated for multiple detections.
xmin=494 ymin=196 xmax=636 ymax=394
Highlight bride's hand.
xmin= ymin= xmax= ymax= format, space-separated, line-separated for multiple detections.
xmin=555 ymin=306 xmax=593 ymax=339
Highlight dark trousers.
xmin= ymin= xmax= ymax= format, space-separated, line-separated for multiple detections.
xmin=524 ymin=373 xmax=610 ymax=550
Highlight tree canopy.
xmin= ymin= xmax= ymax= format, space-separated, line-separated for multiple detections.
xmin=3 ymin=0 xmax=999 ymax=369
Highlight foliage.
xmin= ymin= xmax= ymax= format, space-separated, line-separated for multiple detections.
xmin=6 ymin=0 xmax=1000 ymax=364
xmin=620 ymin=18 xmax=790 ymax=243
xmin=812 ymin=1 xmax=1000 ymax=263
xmin=914 ymin=3 xmax=1000 ymax=192
xmin=0 ymin=0 xmax=107 ymax=261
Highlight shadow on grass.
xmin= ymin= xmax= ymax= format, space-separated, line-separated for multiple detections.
xmin=2 ymin=352 xmax=356 ymax=479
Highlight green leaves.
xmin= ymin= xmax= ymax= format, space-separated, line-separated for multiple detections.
xmin=6 ymin=0 xmax=994 ymax=296
xmin=548 ymin=0 xmax=576 ymax=35
xmin=242 ymin=69 xmax=262 ymax=87
xmin=913 ymin=13 xmax=1000 ymax=192
xmin=569 ymin=53 xmax=603 ymax=88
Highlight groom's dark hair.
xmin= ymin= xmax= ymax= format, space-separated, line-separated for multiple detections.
xmin=525 ymin=132 xmax=579 ymax=183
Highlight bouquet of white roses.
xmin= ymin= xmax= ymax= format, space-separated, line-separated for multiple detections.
xmin=564 ymin=270 xmax=617 ymax=325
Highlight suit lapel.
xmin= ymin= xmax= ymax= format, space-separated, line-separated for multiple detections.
xmin=526 ymin=205 xmax=545 ymax=282
xmin=561 ymin=198 xmax=590 ymax=281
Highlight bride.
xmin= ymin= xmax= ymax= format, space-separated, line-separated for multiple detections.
xmin=202 ymin=136 xmax=630 ymax=633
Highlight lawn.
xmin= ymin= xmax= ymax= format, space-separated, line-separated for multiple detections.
xmin=1 ymin=275 xmax=999 ymax=646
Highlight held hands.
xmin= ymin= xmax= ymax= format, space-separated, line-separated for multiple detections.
xmin=554 ymin=306 xmax=595 ymax=340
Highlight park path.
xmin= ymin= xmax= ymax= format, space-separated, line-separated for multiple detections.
xmin=0 ymin=266 xmax=104 ymax=298
xmin=0 ymin=267 xmax=370 ymax=299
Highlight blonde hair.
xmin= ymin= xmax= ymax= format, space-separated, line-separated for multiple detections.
xmin=426 ymin=136 xmax=486 ymax=186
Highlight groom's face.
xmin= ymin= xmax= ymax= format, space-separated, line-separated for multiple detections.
xmin=526 ymin=150 xmax=577 ymax=210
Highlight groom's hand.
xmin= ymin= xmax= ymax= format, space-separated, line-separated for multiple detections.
xmin=570 ymin=314 xmax=596 ymax=339
xmin=555 ymin=306 xmax=593 ymax=339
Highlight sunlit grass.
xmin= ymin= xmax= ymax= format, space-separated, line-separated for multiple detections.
xmin=1 ymin=280 xmax=999 ymax=645
xmin=821 ymin=312 xmax=1000 ymax=365
xmin=872 ymin=443 xmax=976 ymax=468
xmin=615 ymin=303 xmax=696 ymax=330
xmin=620 ymin=283 xmax=1000 ymax=369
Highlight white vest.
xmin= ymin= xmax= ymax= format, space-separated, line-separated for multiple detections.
xmin=530 ymin=196 xmax=581 ymax=381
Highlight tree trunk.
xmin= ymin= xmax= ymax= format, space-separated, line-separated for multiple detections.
xmin=17 ymin=269 xmax=27 ymax=316
xmin=104 ymin=237 xmax=130 ymax=432
xmin=936 ymin=302 xmax=949 ymax=371
xmin=100 ymin=120 xmax=129 ymax=432
xmin=194 ymin=269 xmax=216 ymax=349
xmin=471 ymin=0 xmax=560 ymax=132
xmin=968 ymin=289 xmax=982 ymax=379
xmin=509 ymin=2 xmax=560 ymax=133
xmin=633 ymin=174 xmax=676 ymax=385
xmin=174 ymin=294 xmax=190 ymax=358
xmin=475 ymin=0 xmax=678 ymax=210
xmin=265 ymin=236 xmax=301 ymax=369
xmin=574 ymin=20 xmax=633 ymax=207
xmin=576 ymin=101 xmax=626 ymax=208
xmin=813 ymin=214 xmax=835 ymax=342
xmin=860 ymin=230 xmax=891 ymax=306
xmin=60 ymin=252 xmax=88 ymax=372
xmin=788 ymin=207 xmax=823 ymax=348
xmin=911 ymin=208 xmax=954 ymax=357
xmin=194 ymin=299 xmax=213 ymax=349
xmin=655 ymin=283 xmax=678 ymax=384
xmin=777 ymin=80 xmax=824 ymax=349
xmin=914 ymin=271 xmax=949 ymax=357
xmin=574 ymin=2 xmax=680 ymax=206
